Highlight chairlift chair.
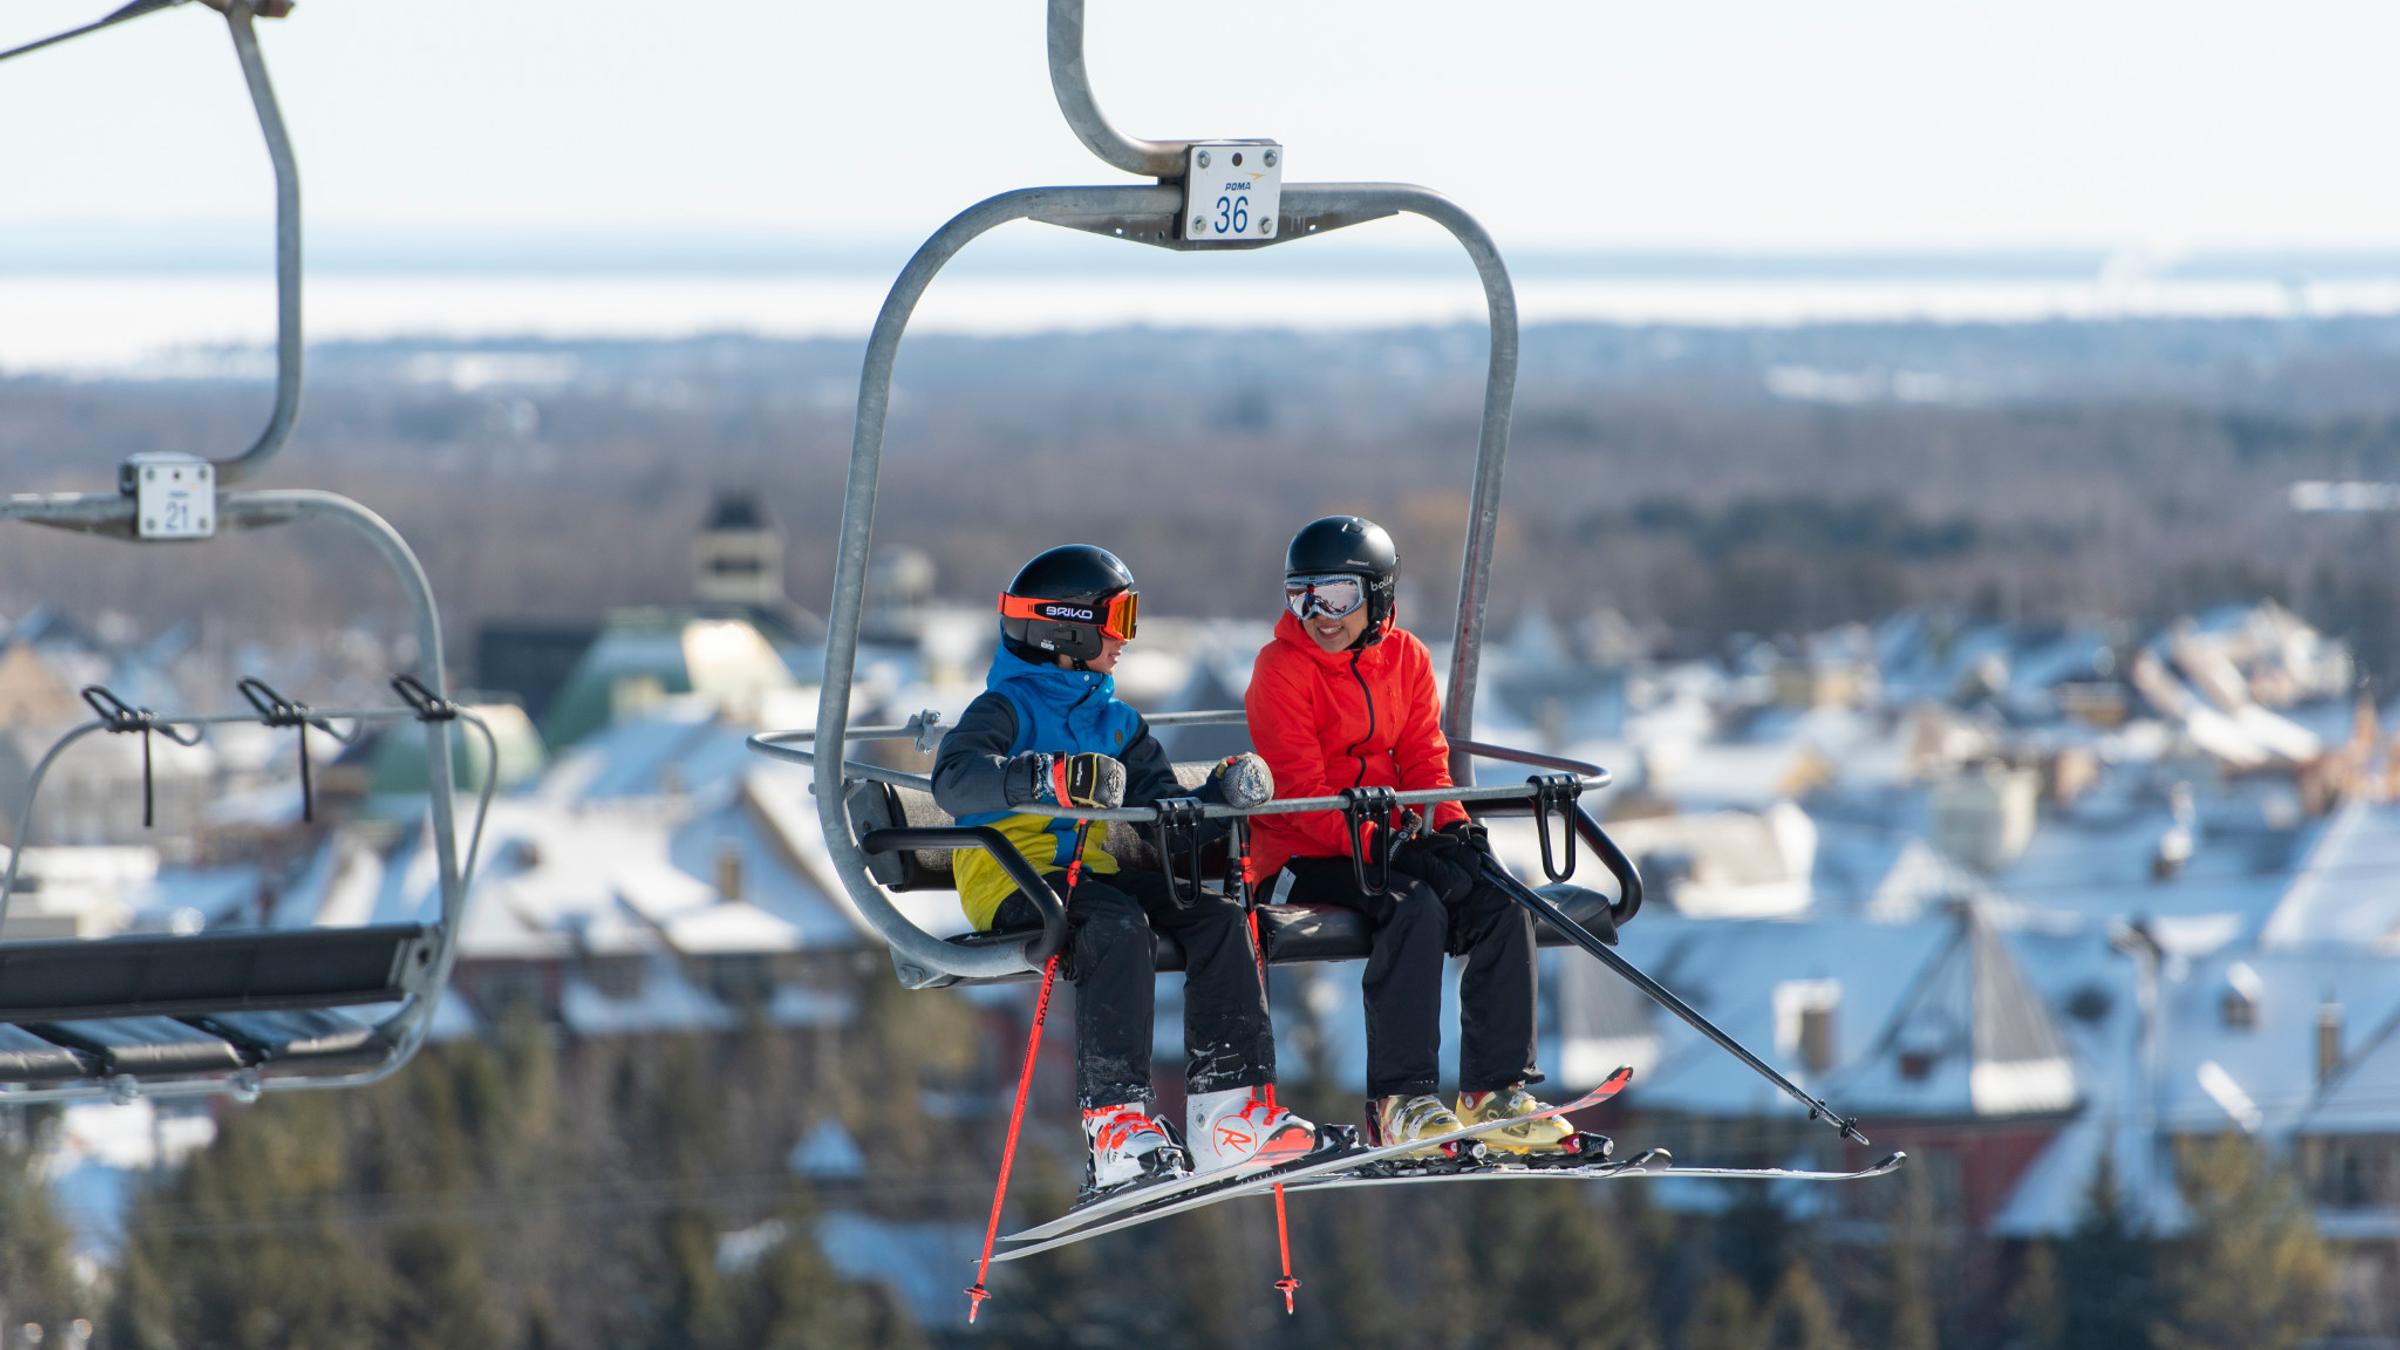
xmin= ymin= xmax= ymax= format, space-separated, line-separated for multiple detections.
xmin=0 ymin=1 xmax=488 ymax=1104
xmin=751 ymin=0 xmax=1645 ymax=991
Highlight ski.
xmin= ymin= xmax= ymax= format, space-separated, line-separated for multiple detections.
xmin=1283 ymin=1146 xmax=1668 ymax=1192
xmin=1000 ymin=1125 xmax=1362 ymax=1246
xmin=991 ymin=1066 xmax=1634 ymax=1260
xmin=1615 ymin=1149 xmax=1908 ymax=1183
xmin=1283 ymin=1147 xmax=1907 ymax=1193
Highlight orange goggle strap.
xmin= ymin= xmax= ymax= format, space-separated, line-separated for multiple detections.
xmin=999 ymin=588 xmax=1138 ymax=641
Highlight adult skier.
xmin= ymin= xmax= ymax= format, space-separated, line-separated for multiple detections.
xmin=934 ymin=544 xmax=1317 ymax=1195
xmin=1244 ymin=516 xmax=1573 ymax=1154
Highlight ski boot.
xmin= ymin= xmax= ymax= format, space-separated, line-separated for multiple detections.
xmin=1456 ymin=1083 xmax=1608 ymax=1162
xmin=1081 ymin=1101 xmax=1191 ymax=1197
xmin=1368 ymin=1092 xmax=1481 ymax=1163
xmin=1186 ymin=1086 xmax=1317 ymax=1175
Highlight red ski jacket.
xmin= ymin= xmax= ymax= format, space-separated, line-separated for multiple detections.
xmin=1243 ymin=609 xmax=1467 ymax=884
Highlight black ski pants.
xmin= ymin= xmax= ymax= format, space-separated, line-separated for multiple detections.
xmin=1283 ymin=849 xmax=1540 ymax=1099
xmin=992 ymin=866 xmax=1275 ymax=1110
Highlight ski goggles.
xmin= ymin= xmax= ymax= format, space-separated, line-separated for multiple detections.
xmin=1284 ymin=573 xmax=1369 ymax=622
xmin=999 ymin=588 xmax=1139 ymax=641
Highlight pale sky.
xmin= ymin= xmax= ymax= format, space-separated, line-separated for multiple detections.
xmin=3 ymin=0 xmax=2398 ymax=255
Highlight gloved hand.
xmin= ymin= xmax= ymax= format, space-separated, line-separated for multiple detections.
xmin=1204 ymin=753 xmax=1274 ymax=810
xmin=1435 ymin=819 xmax=1494 ymax=858
xmin=1009 ymin=751 xmax=1127 ymax=810
xmin=1388 ymin=830 xmax=1477 ymax=904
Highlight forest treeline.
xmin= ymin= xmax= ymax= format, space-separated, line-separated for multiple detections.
xmin=7 ymin=317 xmax=2400 ymax=677
xmin=0 ymin=973 xmax=2343 ymax=1348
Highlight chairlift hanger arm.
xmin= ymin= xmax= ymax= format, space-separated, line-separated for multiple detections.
xmin=214 ymin=0 xmax=302 ymax=485
xmin=0 ymin=3 xmax=301 ymax=481
xmin=1046 ymin=0 xmax=1187 ymax=179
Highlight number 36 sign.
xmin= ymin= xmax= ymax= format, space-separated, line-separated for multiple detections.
xmin=1184 ymin=141 xmax=1283 ymax=244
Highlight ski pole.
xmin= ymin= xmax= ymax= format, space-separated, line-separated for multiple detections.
xmin=1232 ymin=817 xmax=1301 ymax=1314
xmin=1477 ymin=858 xmax=1871 ymax=1146
xmin=966 ymin=818 xmax=1097 ymax=1323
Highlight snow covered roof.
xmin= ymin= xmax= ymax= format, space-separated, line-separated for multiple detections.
xmin=558 ymin=953 xmax=734 ymax=1036
xmin=2258 ymin=799 xmax=2400 ymax=952
xmin=1598 ymin=804 xmax=1817 ymax=918
xmin=1833 ymin=907 xmax=2076 ymax=1117
xmin=790 ymin=1120 xmax=867 ymax=1180
xmin=2298 ymin=1011 xmax=2400 ymax=1136
xmin=1581 ymin=906 xmax=2074 ymax=1123
xmin=814 ymin=1212 xmax=984 ymax=1328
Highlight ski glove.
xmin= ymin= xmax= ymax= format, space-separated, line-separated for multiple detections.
xmin=1388 ymin=832 xmax=1478 ymax=905
xmin=1435 ymin=819 xmax=1494 ymax=858
xmin=1010 ymin=751 xmax=1127 ymax=811
xmin=1204 ymin=753 xmax=1275 ymax=810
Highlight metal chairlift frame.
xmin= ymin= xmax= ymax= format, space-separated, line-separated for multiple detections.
xmin=755 ymin=0 xmax=1645 ymax=987
xmin=0 ymin=1 xmax=481 ymax=1103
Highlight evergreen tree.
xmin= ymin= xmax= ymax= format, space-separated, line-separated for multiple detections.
xmin=107 ymin=1092 xmax=398 ymax=1349
xmin=350 ymin=1045 xmax=510 ymax=1350
xmin=2150 ymin=1136 xmax=2337 ymax=1350
xmin=2057 ymin=1149 xmax=2158 ymax=1350
xmin=0 ymin=1115 xmax=79 ymax=1336
xmin=1715 ymin=1177 xmax=1793 ymax=1301
xmin=1489 ymin=1185 xmax=1657 ymax=1349
xmin=1764 ymin=1263 xmax=1853 ymax=1350
xmin=1682 ymin=1274 xmax=1762 ymax=1350
xmin=1881 ymin=1165 xmax=1941 ymax=1350
xmin=2003 ymin=1242 xmax=2067 ymax=1350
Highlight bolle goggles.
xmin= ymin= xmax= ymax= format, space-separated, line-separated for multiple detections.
xmin=1284 ymin=573 xmax=1368 ymax=622
xmin=999 ymin=587 xmax=1139 ymax=641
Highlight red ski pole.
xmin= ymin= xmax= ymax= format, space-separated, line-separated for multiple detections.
xmin=965 ymin=819 xmax=1096 ymax=1324
xmin=1235 ymin=818 xmax=1301 ymax=1314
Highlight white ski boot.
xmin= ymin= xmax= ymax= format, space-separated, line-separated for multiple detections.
xmin=1185 ymin=1085 xmax=1318 ymax=1175
xmin=1082 ymin=1101 xmax=1191 ymax=1194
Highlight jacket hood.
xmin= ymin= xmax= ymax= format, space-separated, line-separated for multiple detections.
xmin=986 ymin=643 xmax=1115 ymax=707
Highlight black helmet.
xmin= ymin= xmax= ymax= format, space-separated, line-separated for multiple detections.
xmin=1285 ymin=515 xmax=1398 ymax=646
xmin=999 ymin=544 xmax=1138 ymax=665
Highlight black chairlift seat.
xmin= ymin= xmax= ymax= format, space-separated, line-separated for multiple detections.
xmin=0 ymin=923 xmax=436 ymax=1088
xmin=844 ymin=763 xmax=1627 ymax=985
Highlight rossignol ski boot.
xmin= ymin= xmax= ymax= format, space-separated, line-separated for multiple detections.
xmin=1082 ymin=1101 xmax=1191 ymax=1195
xmin=1185 ymin=1085 xmax=1317 ymax=1174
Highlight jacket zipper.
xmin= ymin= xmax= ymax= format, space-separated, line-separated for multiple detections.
xmin=1344 ymin=651 xmax=1376 ymax=789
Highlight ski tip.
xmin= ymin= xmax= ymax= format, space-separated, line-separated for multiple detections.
xmin=1872 ymin=1150 xmax=1907 ymax=1174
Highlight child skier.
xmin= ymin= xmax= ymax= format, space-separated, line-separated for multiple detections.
xmin=1244 ymin=515 xmax=1574 ymax=1154
xmin=934 ymin=543 xmax=1317 ymax=1195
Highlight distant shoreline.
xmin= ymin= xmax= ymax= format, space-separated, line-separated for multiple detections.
xmin=11 ymin=270 xmax=2400 ymax=378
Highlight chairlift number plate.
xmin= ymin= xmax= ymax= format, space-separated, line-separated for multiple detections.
xmin=130 ymin=455 xmax=215 ymax=540
xmin=1184 ymin=142 xmax=1282 ymax=244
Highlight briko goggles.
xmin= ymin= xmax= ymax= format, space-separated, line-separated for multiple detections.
xmin=999 ymin=588 xmax=1139 ymax=641
xmin=1284 ymin=573 xmax=1368 ymax=622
